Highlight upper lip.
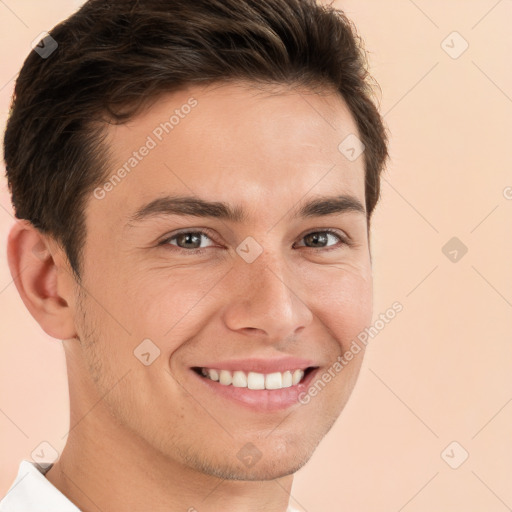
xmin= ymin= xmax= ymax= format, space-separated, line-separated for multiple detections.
xmin=193 ymin=357 xmax=318 ymax=374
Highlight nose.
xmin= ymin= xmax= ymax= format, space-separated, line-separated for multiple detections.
xmin=221 ymin=254 xmax=314 ymax=343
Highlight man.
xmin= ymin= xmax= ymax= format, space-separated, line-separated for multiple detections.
xmin=1 ymin=0 xmax=388 ymax=510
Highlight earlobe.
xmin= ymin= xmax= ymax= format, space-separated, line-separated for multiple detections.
xmin=6 ymin=219 xmax=78 ymax=340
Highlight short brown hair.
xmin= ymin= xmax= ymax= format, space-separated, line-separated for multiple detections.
xmin=3 ymin=0 xmax=389 ymax=280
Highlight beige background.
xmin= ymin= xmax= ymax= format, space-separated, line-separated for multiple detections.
xmin=1 ymin=1 xmax=511 ymax=510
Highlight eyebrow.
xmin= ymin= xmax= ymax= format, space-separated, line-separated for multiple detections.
xmin=126 ymin=193 xmax=366 ymax=226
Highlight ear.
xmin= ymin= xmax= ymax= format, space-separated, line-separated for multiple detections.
xmin=6 ymin=219 xmax=78 ymax=340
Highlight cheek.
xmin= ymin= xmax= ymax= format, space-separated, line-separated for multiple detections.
xmin=109 ymin=266 xmax=229 ymax=354
xmin=307 ymin=266 xmax=373 ymax=351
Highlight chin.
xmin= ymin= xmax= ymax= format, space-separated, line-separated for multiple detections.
xmin=194 ymin=432 xmax=323 ymax=482
xmin=205 ymin=453 xmax=314 ymax=482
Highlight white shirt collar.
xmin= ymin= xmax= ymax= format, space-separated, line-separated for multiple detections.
xmin=0 ymin=460 xmax=80 ymax=511
xmin=0 ymin=460 xmax=300 ymax=512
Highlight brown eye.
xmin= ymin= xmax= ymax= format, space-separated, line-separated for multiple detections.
xmin=160 ymin=229 xmax=217 ymax=253
xmin=174 ymin=232 xmax=203 ymax=249
xmin=296 ymin=229 xmax=347 ymax=250
xmin=304 ymin=232 xmax=329 ymax=248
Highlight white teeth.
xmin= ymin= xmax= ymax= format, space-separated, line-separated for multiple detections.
xmin=265 ymin=372 xmax=282 ymax=390
xmin=232 ymin=370 xmax=247 ymax=387
xmin=247 ymin=372 xmax=265 ymax=390
xmin=282 ymin=370 xmax=293 ymax=388
xmin=219 ymin=369 xmax=232 ymax=386
xmin=292 ymin=369 xmax=303 ymax=386
xmin=201 ymin=368 xmax=307 ymax=389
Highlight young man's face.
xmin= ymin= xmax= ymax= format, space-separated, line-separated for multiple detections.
xmin=69 ymin=82 xmax=373 ymax=480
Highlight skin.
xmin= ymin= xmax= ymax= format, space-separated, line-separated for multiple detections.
xmin=7 ymin=81 xmax=373 ymax=512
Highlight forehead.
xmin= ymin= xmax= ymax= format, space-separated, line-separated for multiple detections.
xmin=92 ymin=82 xmax=366 ymax=229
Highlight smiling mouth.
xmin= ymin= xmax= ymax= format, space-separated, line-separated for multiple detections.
xmin=192 ymin=366 xmax=317 ymax=390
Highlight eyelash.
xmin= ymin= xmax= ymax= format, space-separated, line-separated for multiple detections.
xmin=158 ymin=228 xmax=350 ymax=255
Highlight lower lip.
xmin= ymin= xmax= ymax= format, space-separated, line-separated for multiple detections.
xmin=191 ymin=367 xmax=320 ymax=412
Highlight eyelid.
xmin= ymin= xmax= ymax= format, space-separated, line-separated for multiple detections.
xmin=158 ymin=226 xmax=351 ymax=252
xmin=295 ymin=228 xmax=351 ymax=248
xmin=158 ymin=226 xmax=217 ymax=243
xmin=158 ymin=227 xmax=219 ymax=251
